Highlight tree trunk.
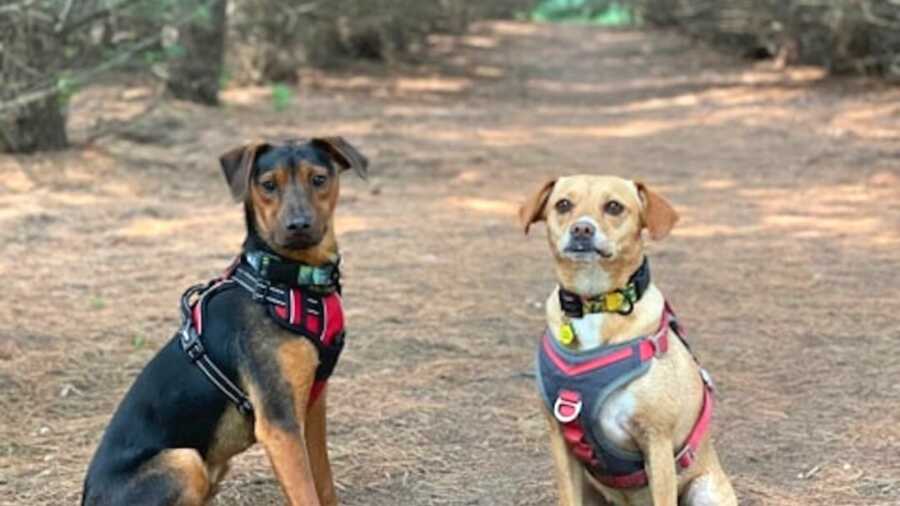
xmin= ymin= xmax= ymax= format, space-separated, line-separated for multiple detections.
xmin=166 ymin=0 xmax=227 ymax=105
xmin=0 ymin=96 xmax=68 ymax=153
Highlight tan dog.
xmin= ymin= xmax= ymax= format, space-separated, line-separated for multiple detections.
xmin=520 ymin=175 xmax=736 ymax=506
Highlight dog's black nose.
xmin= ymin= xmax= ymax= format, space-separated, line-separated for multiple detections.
xmin=571 ymin=221 xmax=595 ymax=239
xmin=286 ymin=215 xmax=312 ymax=231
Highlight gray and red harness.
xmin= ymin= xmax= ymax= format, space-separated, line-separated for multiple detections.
xmin=536 ymin=261 xmax=715 ymax=489
xmin=178 ymin=251 xmax=345 ymax=416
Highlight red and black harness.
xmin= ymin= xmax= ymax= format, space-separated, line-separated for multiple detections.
xmin=536 ymin=260 xmax=715 ymax=489
xmin=178 ymin=252 xmax=345 ymax=416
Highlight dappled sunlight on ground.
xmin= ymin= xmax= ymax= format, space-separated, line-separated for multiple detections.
xmin=830 ymin=97 xmax=900 ymax=141
xmin=445 ymin=196 xmax=519 ymax=216
xmin=750 ymin=183 xmax=900 ymax=248
xmin=115 ymin=213 xmax=237 ymax=240
xmin=395 ymin=76 xmax=473 ymax=93
xmin=674 ymin=222 xmax=760 ymax=238
xmin=335 ymin=214 xmax=370 ymax=235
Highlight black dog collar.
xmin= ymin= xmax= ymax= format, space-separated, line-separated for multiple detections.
xmin=243 ymin=250 xmax=341 ymax=293
xmin=558 ymin=257 xmax=651 ymax=318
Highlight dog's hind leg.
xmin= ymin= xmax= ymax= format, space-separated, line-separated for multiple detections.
xmin=544 ymin=406 xmax=586 ymax=506
xmin=681 ymin=463 xmax=737 ymax=506
xmin=154 ymin=449 xmax=211 ymax=506
xmin=110 ymin=449 xmax=210 ymax=506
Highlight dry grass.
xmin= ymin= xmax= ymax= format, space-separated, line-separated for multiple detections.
xmin=2 ymin=21 xmax=900 ymax=505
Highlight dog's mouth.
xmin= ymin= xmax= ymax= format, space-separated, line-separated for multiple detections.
xmin=563 ymin=243 xmax=613 ymax=260
xmin=277 ymin=228 xmax=325 ymax=250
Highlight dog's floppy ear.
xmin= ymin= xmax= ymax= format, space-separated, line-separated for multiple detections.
xmin=635 ymin=181 xmax=679 ymax=241
xmin=312 ymin=137 xmax=368 ymax=180
xmin=219 ymin=142 xmax=271 ymax=202
xmin=519 ymin=179 xmax=557 ymax=235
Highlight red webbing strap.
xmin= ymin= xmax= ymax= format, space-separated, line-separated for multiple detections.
xmin=675 ymin=385 xmax=713 ymax=470
xmin=309 ymin=382 xmax=327 ymax=407
xmin=192 ymin=300 xmax=203 ymax=335
xmin=544 ymin=335 xmax=634 ymax=376
xmin=637 ymin=309 xmax=671 ymax=361
xmin=554 ymin=390 xmax=600 ymax=467
xmin=594 ymin=468 xmax=649 ymax=489
xmin=308 ymin=292 xmax=344 ymax=407
xmin=285 ymin=289 xmax=336 ymax=408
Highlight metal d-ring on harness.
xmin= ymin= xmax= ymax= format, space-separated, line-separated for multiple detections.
xmin=178 ymin=281 xmax=255 ymax=416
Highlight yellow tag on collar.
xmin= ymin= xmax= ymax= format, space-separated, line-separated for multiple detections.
xmin=604 ymin=291 xmax=625 ymax=311
xmin=558 ymin=323 xmax=575 ymax=346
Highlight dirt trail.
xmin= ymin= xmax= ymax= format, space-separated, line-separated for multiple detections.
xmin=2 ymin=21 xmax=899 ymax=506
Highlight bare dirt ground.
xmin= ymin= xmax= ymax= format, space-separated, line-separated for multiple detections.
xmin=2 ymin=21 xmax=900 ymax=506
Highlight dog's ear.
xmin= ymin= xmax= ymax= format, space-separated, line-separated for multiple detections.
xmin=219 ymin=142 xmax=271 ymax=202
xmin=312 ymin=137 xmax=368 ymax=180
xmin=519 ymin=179 xmax=557 ymax=235
xmin=635 ymin=181 xmax=679 ymax=240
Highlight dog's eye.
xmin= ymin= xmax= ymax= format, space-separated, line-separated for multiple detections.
xmin=604 ymin=200 xmax=624 ymax=216
xmin=311 ymin=174 xmax=328 ymax=188
xmin=260 ymin=180 xmax=277 ymax=193
xmin=555 ymin=199 xmax=573 ymax=213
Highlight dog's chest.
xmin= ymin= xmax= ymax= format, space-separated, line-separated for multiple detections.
xmin=597 ymin=388 xmax=640 ymax=452
xmin=571 ymin=313 xmax=605 ymax=349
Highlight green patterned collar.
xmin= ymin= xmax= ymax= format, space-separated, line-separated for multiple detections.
xmin=244 ymin=250 xmax=341 ymax=292
xmin=558 ymin=257 xmax=650 ymax=318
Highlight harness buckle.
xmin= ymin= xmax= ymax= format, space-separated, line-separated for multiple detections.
xmin=699 ymin=367 xmax=716 ymax=395
xmin=553 ymin=390 xmax=583 ymax=423
xmin=237 ymin=398 xmax=254 ymax=415
xmin=179 ymin=326 xmax=206 ymax=362
xmin=184 ymin=339 xmax=205 ymax=362
xmin=252 ymin=280 xmax=271 ymax=303
xmin=675 ymin=445 xmax=697 ymax=470
xmin=647 ymin=330 xmax=666 ymax=358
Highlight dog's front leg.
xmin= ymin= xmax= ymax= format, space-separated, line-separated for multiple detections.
xmin=543 ymin=406 xmax=585 ymax=506
xmin=249 ymin=340 xmax=322 ymax=506
xmin=306 ymin=389 xmax=337 ymax=506
xmin=642 ymin=431 xmax=677 ymax=506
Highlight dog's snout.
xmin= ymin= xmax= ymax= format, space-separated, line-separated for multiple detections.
xmin=286 ymin=214 xmax=312 ymax=231
xmin=571 ymin=220 xmax=596 ymax=239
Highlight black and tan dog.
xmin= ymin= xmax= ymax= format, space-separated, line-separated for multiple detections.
xmin=82 ymin=137 xmax=368 ymax=506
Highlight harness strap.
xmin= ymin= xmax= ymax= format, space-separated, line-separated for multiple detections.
xmin=178 ymin=282 xmax=254 ymax=416
xmin=676 ymin=385 xmax=713 ymax=469
xmin=542 ymin=310 xmax=671 ymax=377
xmin=177 ymin=257 xmax=345 ymax=416
xmin=231 ymin=266 xmax=290 ymax=306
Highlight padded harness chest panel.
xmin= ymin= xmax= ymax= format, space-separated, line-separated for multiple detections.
xmin=537 ymin=331 xmax=650 ymax=476
xmin=189 ymin=278 xmax=345 ymax=410
xmin=534 ymin=306 xmax=714 ymax=489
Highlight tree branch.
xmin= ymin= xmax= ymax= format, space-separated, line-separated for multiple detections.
xmin=1 ymin=0 xmax=219 ymax=114
xmin=0 ymin=33 xmax=160 ymax=113
xmin=58 ymin=0 xmax=146 ymax=36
